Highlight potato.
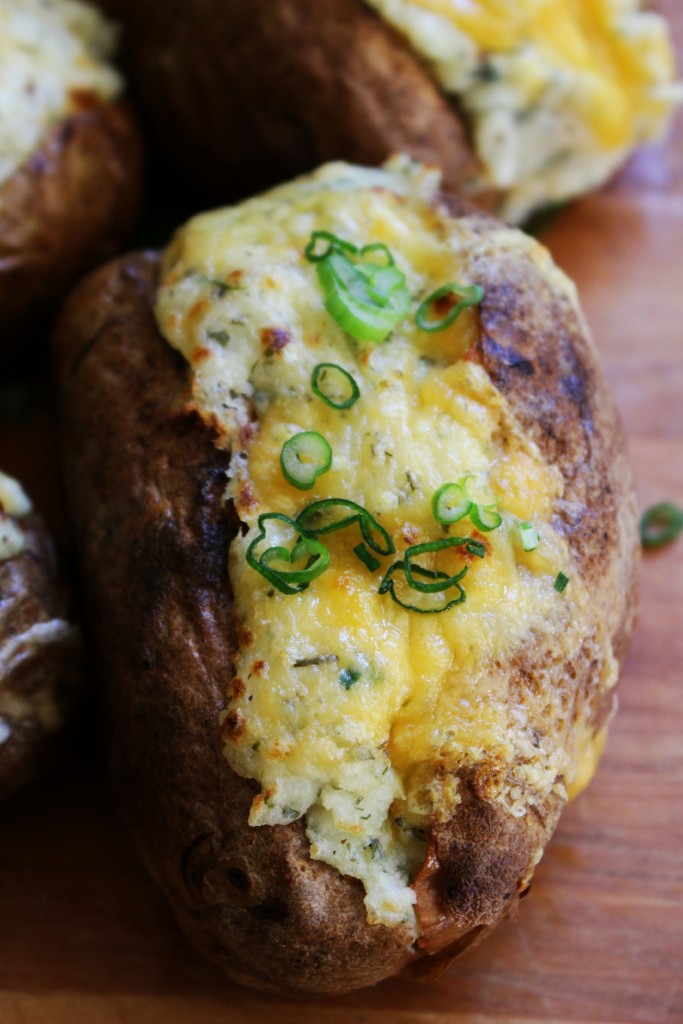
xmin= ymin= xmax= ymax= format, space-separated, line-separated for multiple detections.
xmin=0 ymin=472 xmax=81 ymax=801
xmin=101 ymin=0 xmax=679 ymax=220
xmin=53 ymin=162 xmax=639 ymax=992
xmin=0 ymin=1 xmax=143 ymax=353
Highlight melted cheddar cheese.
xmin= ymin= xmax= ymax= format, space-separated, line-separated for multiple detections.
xmin=0 ymin=0 xmax=121 ymax=189
xmin=156 ymin=159 xmax=617 ymax=929
xmin=0 ymin=470 xmax=31 ymax=561
xmin=365 ymin=0 xmax=682 ymax=221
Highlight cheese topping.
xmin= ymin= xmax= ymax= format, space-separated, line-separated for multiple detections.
xmin=0 ymin=471 xmax=32 ymax=562
xmin=156 ymin=159 xmax=616 ymax=929
xmin=365 ymin=0 xmax=682 ymax=221
xmin=0 ymin=0 xmax=121 ymax=189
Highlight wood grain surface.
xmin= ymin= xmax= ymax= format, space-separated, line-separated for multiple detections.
xmin=1 ymin=7 xmax=682 ymax=1021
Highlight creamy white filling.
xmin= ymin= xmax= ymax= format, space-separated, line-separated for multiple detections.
xmin=0 ymin=0 xmax=121 ymax=188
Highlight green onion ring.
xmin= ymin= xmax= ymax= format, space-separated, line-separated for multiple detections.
xmin=415 ymin=282 xmax=484 ymax=333
xmin=295 ymin=498 xmax=394 ymax=555
xmin=403 ymin=537 xmax=476 ymax=593
xmin=305 ymin=231 xmax=358 ymax=263
xmin=640 ymin=502 xmax=683 ymax=549
xmin=379 ymin=562 xmax=467 ymax=614
xmin=353 ymin=543 xmax=381 ymax=573
xmin=246 ymin=513 xmax=330 ymax=594
xmin=432 ymin=482 xmax=471 ymax=525
xmin=280 ymin=431 xmax=332 ymax=490
xmin=469 ymin=504 xmax=502 ymax=532
xmin=311 ymin=363 xmax=360 ymax=410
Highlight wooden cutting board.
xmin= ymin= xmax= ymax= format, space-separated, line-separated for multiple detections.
xmin=1 ymin=9 xmax=682 ymax=1022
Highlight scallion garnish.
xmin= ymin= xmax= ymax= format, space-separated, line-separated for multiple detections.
xmin=518 ymin=521 xmax=539 ymax=552
xmin=246 ymin=513 xmax=330 ymax=594
xmin=354 ymin=543 xmax=380 ymax=573
xmin=311 ymin=363 xmax=360 ymax=410
xmin=280 ymin=432 xmax=332 ymax=490
xmin=469 ymin=504 xmax=502 ymax=532
xmin=554 ymin=572 xmax=570 ymax=593
xmin=305 ymin=231 xmax=411 ymax=343
xmin=432 ymin=482 xmax=470 ymax=525
xmin=379 ymin=561 xmax=467 ymax=614
xmin=640 ymin=502 xmax=683 ymax=549
xmin=415 ymin=282 xmax=484 ymax=333
xmin=295 ymin=498 xmax=394 ymax=556
xmin=431 ymin=476 xmax=501 ymax=532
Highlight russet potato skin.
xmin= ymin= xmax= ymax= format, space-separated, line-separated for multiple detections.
xmin=99 ymin=0 xmax=478 ymax=203
xmin=52 ymin=190 xmax=638 ymax=990
xmin=0 ymin=98 xmax=143 ymax=354
xmin=0 ymin=510 xmax=81 ymax=801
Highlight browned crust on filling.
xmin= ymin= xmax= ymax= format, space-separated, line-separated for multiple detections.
xmin=0 ymin=97 xmax=143 ymax=353
xmin=0 ymin=513 xmax=81 ymax=801
xmin=52 ymin=196 xmax=638 ymax=989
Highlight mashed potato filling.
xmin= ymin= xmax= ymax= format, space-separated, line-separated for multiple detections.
xmin=156 ymin=159 xmax=614 ymax=929
xmin=0 ymin=471 xmax=32 ymax=561
xmin=366 ymin=0 xmax=682 ymax=221
xmin=0 ymin=0 xmax=121 ymax=188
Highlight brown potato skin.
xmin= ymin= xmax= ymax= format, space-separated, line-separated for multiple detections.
xmin=0 ymin=510 xmax=81 ymax=801
xmin=52 ymin=202 xmax=638 ymax=989
xmin=100 ymin=0 xmax=477 ymax=202
xmin=0 ymin=98 xmax=143 ymax=355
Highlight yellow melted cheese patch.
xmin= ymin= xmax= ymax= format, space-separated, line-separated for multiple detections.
xmin=156 ymin=159 xmax=613 ymax=929
xmin=365 ymin=0 xmax=681 ymax=221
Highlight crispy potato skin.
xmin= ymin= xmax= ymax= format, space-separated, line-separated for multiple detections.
xmin=0 ymin=513 xmax=81 ymax=801
xmin=0 ymin=98 xmax=143 ymax=354
xmin=100 ymin=0 xmax=476 ymax=201
xmin=53 ymin=208 xmax=638 ymax=989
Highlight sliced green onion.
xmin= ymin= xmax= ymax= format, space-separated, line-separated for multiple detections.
xmin=316 ymin=253 xmax=410 ymax=343
xmin=246 ymin=513 xmax=330 ymax=594
xmin=403 ymin=537 xmax=477 ymax=593
xmin=640 ymin=502 xmax=683 ymax=549
xmin=359 ymin=242 xmax=394 ymax=266
xmin=554 ymin=572 xmax=570 ymax=593
xmin=339 ymin=667 xmax=362 ymax=690
xmin=305 ymin=231 xmax=411 ymax=343
xmin=415 ymin=282 xmax=484 ymax=333
xmin=518 ymin=521 xmax=539 ymax=552
xmin=311 ymin=363 xmax=360 ymax=410
xmin=379 ymin=562 xmax=467 ymax=614
xmin=469 ymin=504 xmax=502 ymax=532
xmin=432 ymin=482 xmax=471 ymax=525
xmin=354 ymin=543 xmax=380 ymax=573
xmin=280 ymin=431 xmax=332 ymax=490
xmin=305 ymin=231 xmax=358 ymax=262
xmin=296 ymin=498 xmax=394 ymax=556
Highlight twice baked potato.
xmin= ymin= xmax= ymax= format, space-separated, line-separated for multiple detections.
xmin=54 ymin=159 xmax=639 ymax=991
xmin=101 ymin=0 xmax=680 ymax=220
xmin=0 ymin=0 xmax=143 ymax=353
xmin=0 ymin=470 xmax=81 ymax=801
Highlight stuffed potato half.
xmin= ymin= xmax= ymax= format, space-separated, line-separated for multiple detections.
xmin=101 ymin=0 xmax=680 ymax=220
xmin=0 ymin=0 xmax=142 ymax=352
xmin=0 ymin=471 xmax=81 ymax=800
xmin=54 ymin=160 xmax=639 ymax=991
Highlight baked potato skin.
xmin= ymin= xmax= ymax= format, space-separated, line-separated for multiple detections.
xmin=53 ymin=200 xmax=638 ymax=990
xmin=100 ymin=0 xmax=476 ymax=202
xmin=0 ymin=98 xmax=143 ymax=354
xmin=0 ymin=511 xmax=81 ymax=801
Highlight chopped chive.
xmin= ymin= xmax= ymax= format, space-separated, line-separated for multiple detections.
xmin=640 ymin=502 xmax=683 ymax=549
xmin=354 ymin=543 xmax=380 ymax=573
xmin=311 ymin=363 xmax=360 ymax=410
xmin=554 ymin=572 xmax=570 ymax=593
xmin=518 ymin=521 xmax=539 ymax=551
xmin=280 ymin=431 xmax=332 ymax=490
